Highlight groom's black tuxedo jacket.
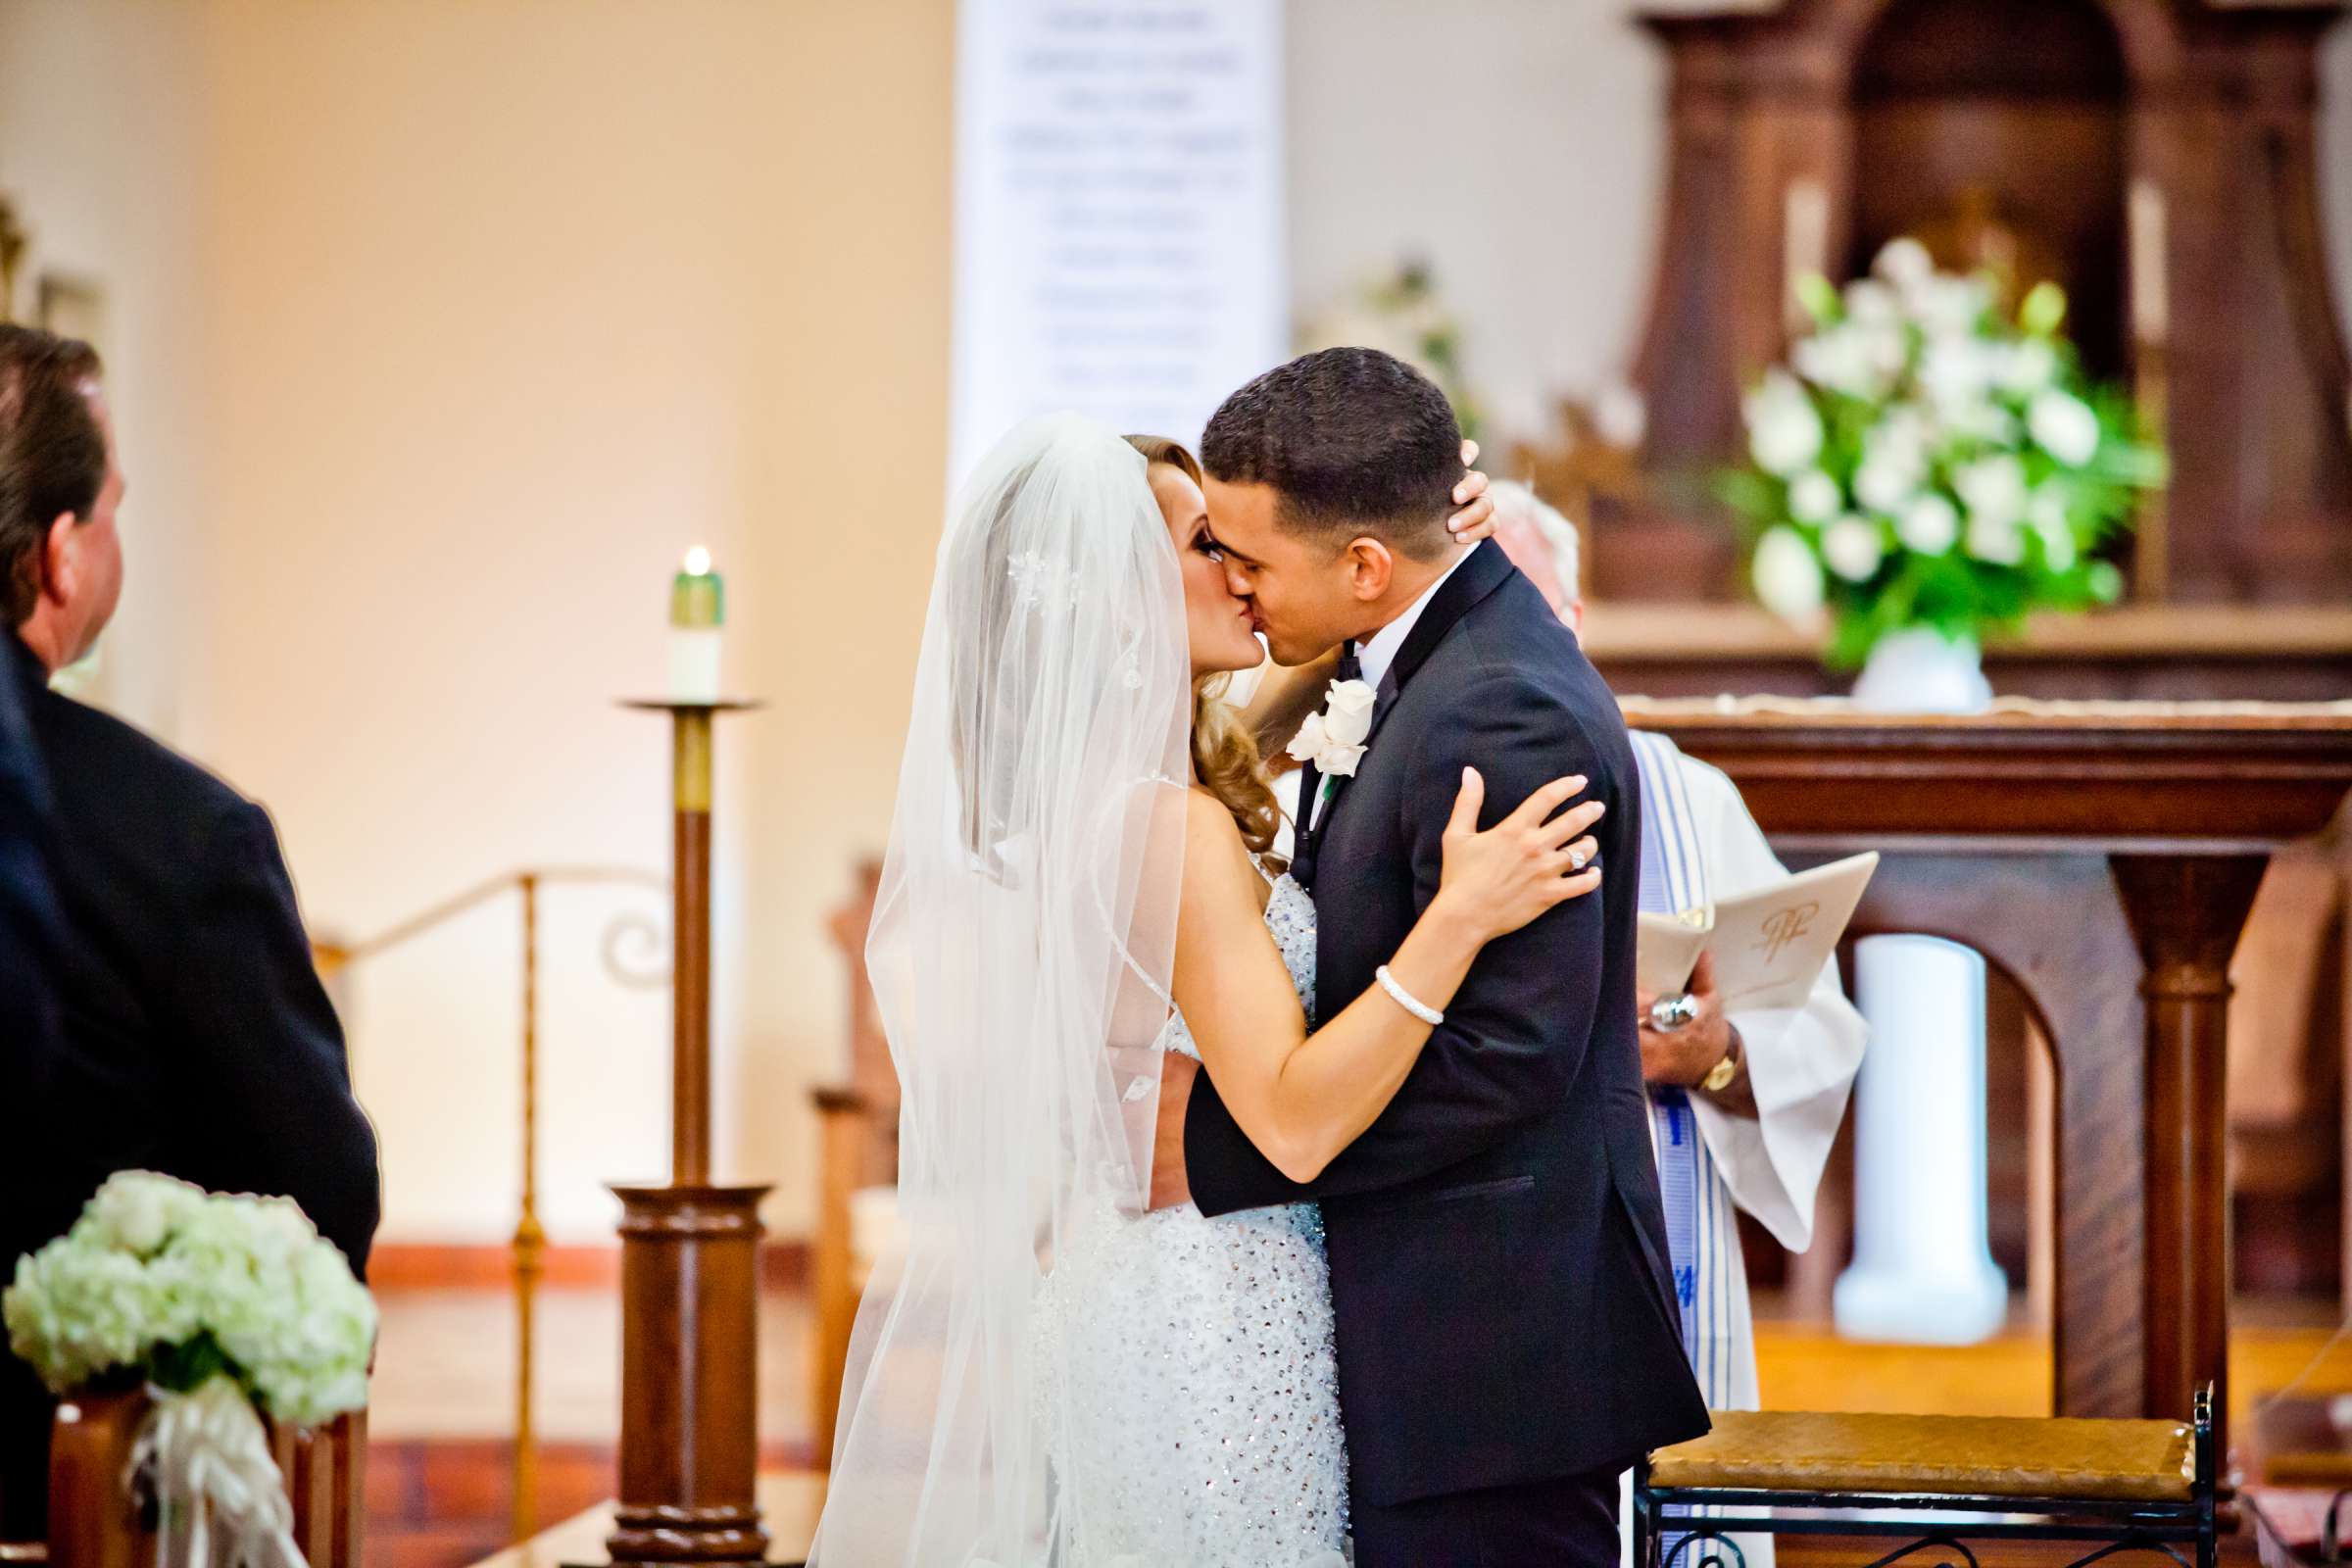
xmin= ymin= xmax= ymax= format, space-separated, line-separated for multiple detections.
xmin=1 ymin=632 xmax=379 ymax=1538
xmin=1185 ymin=541 xmax=1708 ymax=1507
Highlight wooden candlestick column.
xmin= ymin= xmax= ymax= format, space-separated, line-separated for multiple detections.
xmin=607 ymin=700 xmax=770 ymax=1568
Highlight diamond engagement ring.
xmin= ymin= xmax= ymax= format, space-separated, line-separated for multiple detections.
xmin=1647 ymin=993 xmax=1699 ymax=1033
xmin=1569 ymin=846 xmax=1590 ymax=870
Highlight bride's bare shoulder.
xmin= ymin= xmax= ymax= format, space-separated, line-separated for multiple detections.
xmin=1180 ymin=783 xmax=1240 ymax=821
xmin=1179 ymin=788 xmax=1272 ymax=916
xmin=1181 ymin=785 xmax=1246 ymax=849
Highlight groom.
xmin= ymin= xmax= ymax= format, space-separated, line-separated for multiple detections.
xmin=1152 ymin=347 xmax=1708 ymax=1564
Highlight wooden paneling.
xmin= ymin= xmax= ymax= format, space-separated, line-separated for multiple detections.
xmin=46 ymin=1392 xmax=365 ymax=1568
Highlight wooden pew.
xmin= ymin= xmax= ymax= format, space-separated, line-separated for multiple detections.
xmin=44 ymin=1390 xmax=364 ymax=1568
xmin=810 ymin=858 xmax=894 ymax=1466
xmin=808 ymin=1086 xmax=868 ymax=1468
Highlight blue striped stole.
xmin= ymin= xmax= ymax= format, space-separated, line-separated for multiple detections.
xmin=1630 ymin=729 xmax=1732 ymax=1405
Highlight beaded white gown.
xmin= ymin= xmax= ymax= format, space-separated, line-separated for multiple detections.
xmin=1035 ymin=866 xmax=1348 ymax=1568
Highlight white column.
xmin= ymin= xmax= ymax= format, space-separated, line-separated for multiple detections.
xmin=1834 ymin=934 xmax=2009 ymax=1344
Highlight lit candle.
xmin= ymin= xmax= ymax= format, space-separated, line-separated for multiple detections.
xmin=667 ymin=546 xmax=724 ymax=703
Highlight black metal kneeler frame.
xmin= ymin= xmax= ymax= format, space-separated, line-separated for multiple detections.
xmin=1630 ymin=1387 xmax=2217 ymax=1568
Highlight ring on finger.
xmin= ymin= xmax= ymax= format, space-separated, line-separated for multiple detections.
xmin=1649 ymin=992 xmax=1698 ymax=1032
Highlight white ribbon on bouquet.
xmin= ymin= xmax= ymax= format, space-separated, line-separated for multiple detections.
xmin=127 ymin=1376 xmax=306 ymax=1568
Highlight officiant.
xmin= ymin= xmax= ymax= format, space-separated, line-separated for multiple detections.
xmin=0 ymin=526 xmax=66 ymax=1546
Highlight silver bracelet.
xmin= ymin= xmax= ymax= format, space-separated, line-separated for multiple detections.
xmin=1375 ymin=964 xmax=1445 ymax=1027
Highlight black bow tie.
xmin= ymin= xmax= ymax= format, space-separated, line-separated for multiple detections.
xmin=1289 ymin=647 xmax=1362 ymax=892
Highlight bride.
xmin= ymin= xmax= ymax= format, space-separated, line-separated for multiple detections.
xmin=808 ymin=415 xmax=1603 ymax=1567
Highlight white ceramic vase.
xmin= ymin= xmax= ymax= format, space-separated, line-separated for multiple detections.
xmin=1849 ymin=626 xmax=1992 ymax=713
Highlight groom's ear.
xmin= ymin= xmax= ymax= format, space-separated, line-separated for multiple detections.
xmin=1344 ymin=537 xmax=1396 ymax=603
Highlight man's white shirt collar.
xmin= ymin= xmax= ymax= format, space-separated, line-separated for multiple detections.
xmin=1354 ymin=545 xmax=1475 ymax=694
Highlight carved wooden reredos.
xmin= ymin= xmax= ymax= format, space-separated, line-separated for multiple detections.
xmin=1626 ymin=0 xmax=2352 ymax=605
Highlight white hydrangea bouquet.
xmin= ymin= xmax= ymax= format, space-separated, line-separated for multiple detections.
xmin=1724 ymin=237 xmax=2167 ymax=675
xmin=4 ymin=1171 xmax=375 ymax=1568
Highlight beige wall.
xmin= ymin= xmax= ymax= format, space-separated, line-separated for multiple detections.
xmin=194 ymin=0 xmax=956 ymax=1241
xmin=2327 ymin=25 xmax=2352 ymax=330
xmin=3 ymin=0 xmax=954 ymax=1243
xmin=1286 ymin=0 xmax=1672 ymax=442
xmin=0 ymin=0 xmax=211 ymax=738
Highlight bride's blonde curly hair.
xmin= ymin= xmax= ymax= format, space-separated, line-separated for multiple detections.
xmin=1126 ymin=434 xmax=1289 ymax=873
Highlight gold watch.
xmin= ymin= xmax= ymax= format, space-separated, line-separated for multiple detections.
xmin=1700 ymin=1040 xmax=1740 ymax=1094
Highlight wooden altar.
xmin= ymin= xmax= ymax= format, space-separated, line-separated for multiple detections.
xmin=1622 ymin=698 xmax=2352 ymax=1455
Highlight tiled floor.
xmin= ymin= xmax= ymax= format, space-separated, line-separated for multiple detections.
xmin=368 ymin=1284 xmax=820 ymax=1567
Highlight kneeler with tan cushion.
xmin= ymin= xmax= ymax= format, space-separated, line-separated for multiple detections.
xmin=1649 ymin=1409 xmax=2196 ymax=1503
xmin=1632 ymin=1391 xmax=2218 ymax=1568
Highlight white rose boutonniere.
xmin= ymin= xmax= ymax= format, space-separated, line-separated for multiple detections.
xmin=1288 ymin=676 xmax=1376 ymax=780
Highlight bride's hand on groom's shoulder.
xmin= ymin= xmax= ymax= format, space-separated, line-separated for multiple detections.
xmin=1446 ymin=439 xmax=1497 ymax=545
xmin=1433 ymin=766 xmax=1606 ymax=943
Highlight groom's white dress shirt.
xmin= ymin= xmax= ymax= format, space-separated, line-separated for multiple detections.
xmin=1353 ymin=543 xmax=1475 ymax=697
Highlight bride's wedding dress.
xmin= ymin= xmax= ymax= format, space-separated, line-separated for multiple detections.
xmin=1036 ymin=863 xmax=1349 ymax=1568
xmin=813 ymin=416 xmax=1335 ymax=1568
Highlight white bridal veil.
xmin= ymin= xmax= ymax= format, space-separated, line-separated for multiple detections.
xmin=808 ymin=414 xmax=1191 ymax=1566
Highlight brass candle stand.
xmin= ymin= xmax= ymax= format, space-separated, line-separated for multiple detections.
xmin=603 ymin=699 xmax=772 ymax=1568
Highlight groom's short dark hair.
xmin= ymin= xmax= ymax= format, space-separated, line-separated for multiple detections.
xmin=1200 ymin=347 xmax=1461 ymax=561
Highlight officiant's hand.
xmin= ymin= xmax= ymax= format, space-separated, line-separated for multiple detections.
xmin=1446 ymin=440 xmax=1497 ymax=543
xmin=1637 ymin=952 xmax=1752 ymax=1115
xmin=1148 ymin=1051 xmax=1198 ymax=1210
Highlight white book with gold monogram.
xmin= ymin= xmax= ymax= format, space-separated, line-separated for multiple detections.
xmin=1637 ymin=851 xmax=1880 ymax=1009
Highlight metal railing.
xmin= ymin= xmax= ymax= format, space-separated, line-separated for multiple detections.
xmin=313 ymin=866 xmax=669 ymax=1540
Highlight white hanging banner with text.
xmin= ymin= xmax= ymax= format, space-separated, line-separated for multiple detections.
xmin=950 ymin=0 xmax=1287 ymax=489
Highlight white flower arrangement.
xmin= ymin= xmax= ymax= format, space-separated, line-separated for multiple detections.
xmin=6 ymin=1172 xmax=376 ymax=1567
xmin=1725 ymin=238 xmax=2167 ymax=665
xmin=6 ymin=1170 xmax=374 ymax=1428
xmin=1297 ymin=259 xmax=1486 ymax=442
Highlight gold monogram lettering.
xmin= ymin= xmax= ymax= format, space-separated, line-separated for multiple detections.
xmin=1755 ymin=901 xmax=1821 ymax=963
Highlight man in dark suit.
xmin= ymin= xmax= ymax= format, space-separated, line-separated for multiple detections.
xmin=0 ymin=324 xmax=380 ymax=1539
xmin=0 ymin=493 xmax=70 ymax=1547
xmin=1152 ymin=347 xmax=1707 ymax=1565
xmin=0 ymin=531 xmax=65 ymax=1143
